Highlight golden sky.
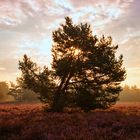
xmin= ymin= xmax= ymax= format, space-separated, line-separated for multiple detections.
xmin=0 ymin=0 xmax=140 ymax=87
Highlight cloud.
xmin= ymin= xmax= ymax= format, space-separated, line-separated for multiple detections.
xmin=124 ymin=67 xmax=140 ymax=86
xmin=0 ymin=67 xmax=6 ymax=71
xmin=0 ymin=0 xmax=71 ymax=28
xmin=0 ymin=0 xmax=134 ymax=28
xmin=0 ymin=0 xmax=139 ymax=86
xmin=121 ymin=36 xmax=140 ymax=67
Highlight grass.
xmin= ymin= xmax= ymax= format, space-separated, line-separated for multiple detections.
xmin=0 ymin=102 xmax=140 ymax=140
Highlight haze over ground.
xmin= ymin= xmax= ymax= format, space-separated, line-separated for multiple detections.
xmin=0 ymin=0 xmax=140 ymax=87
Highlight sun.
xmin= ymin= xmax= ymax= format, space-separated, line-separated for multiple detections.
xmin=74 ymin=48 xmax=81 ymax=56
xmin=68 ymin=47 xmax=81 ymax=57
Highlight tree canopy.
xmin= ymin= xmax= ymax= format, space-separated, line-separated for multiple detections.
xmin=18 ymin=17 xmax=126 ymax=112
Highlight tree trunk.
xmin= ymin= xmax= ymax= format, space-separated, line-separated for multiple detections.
xmin=51 ymin=72 xmax=73 ymax=112
xmin=51 ymin=91 xmax=65 ymax=112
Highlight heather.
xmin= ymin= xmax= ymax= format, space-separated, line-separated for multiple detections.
xmin=1 ymin=103 xmax=140 ymax=140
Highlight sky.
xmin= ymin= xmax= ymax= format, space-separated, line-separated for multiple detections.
xmin=0 ymin=0 xmax=140 ymax=87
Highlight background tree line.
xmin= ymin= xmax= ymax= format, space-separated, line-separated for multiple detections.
xmin=119 ymin=85 xmax=140 ymax=102
xmin=0 ymin=81 xmax=39 ymax=103
xmin=0 ymin=81 xmax=11 ymax=102
xmin=0 ymin=81 xmax=139 ymax=103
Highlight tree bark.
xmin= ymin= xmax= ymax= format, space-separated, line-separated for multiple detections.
xmin=51 ymin=70 xmax=73 ymax=112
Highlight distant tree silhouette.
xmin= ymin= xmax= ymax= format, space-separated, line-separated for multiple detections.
xmin=8 ymin=82 xmax=39 ymax=102
xmin=18 ymin=17 xmax=126 ymax=112
xmin=0 ymin=81 xmax=10 ymax=102
xmin=120 ymin=85 xmax=140 ymax=102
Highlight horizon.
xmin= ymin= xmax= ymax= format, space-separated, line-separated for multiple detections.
xmin=0 ymin=0 xmax=140 ymax=87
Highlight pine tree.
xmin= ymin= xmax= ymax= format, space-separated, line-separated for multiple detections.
xmin=18 ymin=17 xmax=126 ymax=112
